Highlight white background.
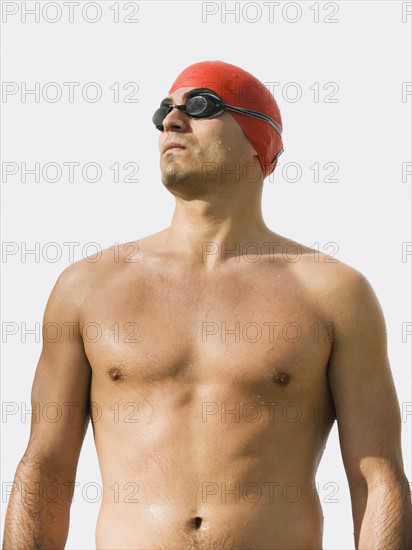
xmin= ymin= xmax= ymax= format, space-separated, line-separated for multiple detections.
xmin=1 ymin=1 xmax=411 ymax=548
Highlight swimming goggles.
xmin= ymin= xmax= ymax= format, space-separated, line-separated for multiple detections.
xmin=152 ymin=89 xmax=283 ymax=140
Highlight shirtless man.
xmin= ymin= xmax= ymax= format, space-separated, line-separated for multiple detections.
xmin=3 ymin=60 xmax=411 ymax=549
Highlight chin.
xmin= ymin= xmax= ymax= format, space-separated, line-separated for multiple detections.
xmin=161 ymin=164 xmax=187 ymax=187
xmin=161 ymin=168 xmax=208 ymax=200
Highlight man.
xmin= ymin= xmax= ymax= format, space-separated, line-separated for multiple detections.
xmin=3 ymin=60 xmax=411 ymax=549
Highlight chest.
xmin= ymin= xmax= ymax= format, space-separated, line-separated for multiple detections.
xmin=81 ymin=266 xmax=333 ymax=396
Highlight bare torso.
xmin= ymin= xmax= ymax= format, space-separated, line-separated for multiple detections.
xmin=80 ymin=231 xmax=337 ymax=549
xmin=5 ymin=74 xmax=409 ymax=550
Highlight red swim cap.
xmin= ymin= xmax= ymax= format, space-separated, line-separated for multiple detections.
xmin=169 ymin=60 xmax=283 ymax=178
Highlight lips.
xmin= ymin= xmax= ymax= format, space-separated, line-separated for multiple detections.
xmin=162 ymin=142 xmax=186 ymax=155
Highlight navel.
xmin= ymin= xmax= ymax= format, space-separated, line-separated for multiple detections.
xmin=108 ymin=367 xmax=124 ymax=382
xmin=189 ymin=516 xmax=202 ymax=530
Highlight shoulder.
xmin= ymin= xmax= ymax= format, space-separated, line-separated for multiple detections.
xmin=50 ymin=232 xmax=166 ymax=297
xmin=301 ymin=250 xmax=372 ymax=298
xmin=44 ymin=257 xmax=96 ymax=318
xmin=280 ymin=238 xmax=384 ymax=328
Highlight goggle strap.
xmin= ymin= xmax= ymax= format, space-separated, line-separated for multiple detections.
xmin=225 ymin=104 xmax=283 ymax=138
xmin=271 ymin=147 xmax=284 ymax=165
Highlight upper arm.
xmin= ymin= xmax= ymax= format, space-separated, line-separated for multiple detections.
xmin=327 ymin=269 xmax=404 ymax=493
xmin=24 ymin=263 xmax=92 ymax=479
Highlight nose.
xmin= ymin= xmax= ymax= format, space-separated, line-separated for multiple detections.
xmin=162 ymin=105 xmax=191 ymax=132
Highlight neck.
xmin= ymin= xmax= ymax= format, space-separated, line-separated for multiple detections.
xmin=163 ymin=183 xmax=271 ymax=268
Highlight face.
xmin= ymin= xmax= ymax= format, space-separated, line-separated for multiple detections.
xmin=156 ymin=87 xmax=260 ymax=198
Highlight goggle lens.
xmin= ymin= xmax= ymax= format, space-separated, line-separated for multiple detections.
xmin=186 ymin=95 xmax=217 ymax=117
xmin=152 ymin=106 xmax=172 ymax=129
xmin=152 ymin=93 xmax=224 ymax=130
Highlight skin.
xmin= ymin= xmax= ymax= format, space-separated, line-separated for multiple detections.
xmin=3 ymin=86 xmax=411 ymax=549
